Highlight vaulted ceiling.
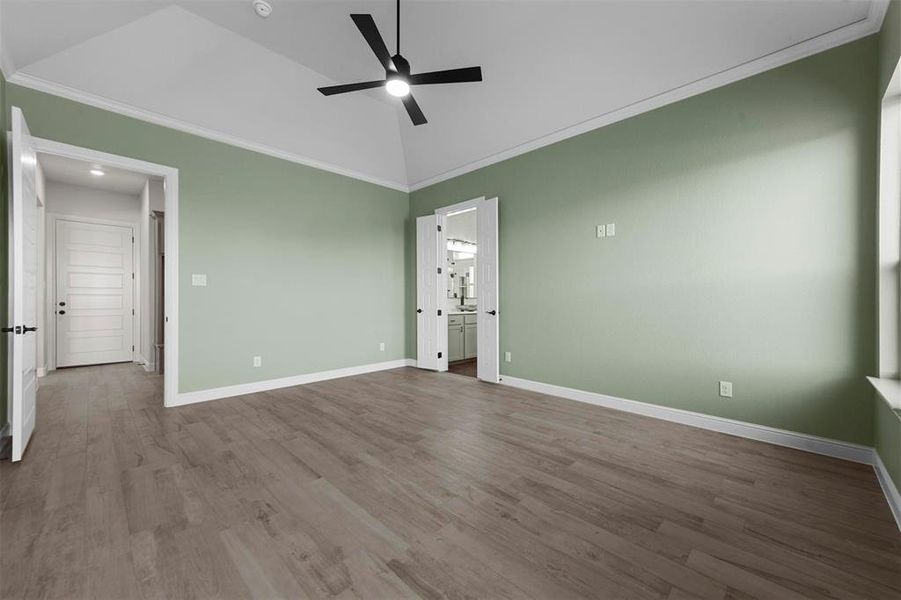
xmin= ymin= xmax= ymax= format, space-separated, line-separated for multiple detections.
xmin=0 ymin=1 xmax=888 ymax=191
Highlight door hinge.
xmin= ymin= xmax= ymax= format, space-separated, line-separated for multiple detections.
xmin=438 ymin=352 xmax=442 ymax=359
xmin=132 ymin=345 xmax=134 ymax=351
xmin=132 ymin=273 xmax=135 ymax=279
xmin=437 ymin=267 xmax=442 ymax=274
xmin=132 ymin=309 xmax=135 ymax=315
xmin=437 ymin=309 xmax=442 ymax=316
xmin=131 ymin=236 xmax=134 ymax=243
xmin=437 ymin=225 xmax=442 ymax=232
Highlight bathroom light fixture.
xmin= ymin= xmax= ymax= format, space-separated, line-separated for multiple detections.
xmin=447 ymin=239 xmax=476 ymax=254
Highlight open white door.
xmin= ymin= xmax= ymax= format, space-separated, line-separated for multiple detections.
xmin=8 ymin=107 xmax=39 ymax=461
xmin=416 ymin=214 xmax=447 ymax=371
xmin=477 ymin=197 xmax=499 ymax=383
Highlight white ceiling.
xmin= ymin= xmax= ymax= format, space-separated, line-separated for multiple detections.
xmin=38 ymin=152 xmax=151 ymax=195
xmin=1 ymin=1 xmax=888 ymax=191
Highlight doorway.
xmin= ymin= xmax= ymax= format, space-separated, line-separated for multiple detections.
xmin=446 ymin=208 xmax=478 ymax=377
xmin=7 ymin=106 xmax=180 ymax=462
xmin=415 ymin=196 xmax=499 ymax=383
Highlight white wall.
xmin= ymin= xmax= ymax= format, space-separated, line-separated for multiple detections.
xmin=45 ymin=181 xmax=141 ymax=223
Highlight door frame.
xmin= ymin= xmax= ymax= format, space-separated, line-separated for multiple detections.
xmin=432 ymin=196 xmax=501 ymax=382
xmin=30 ymin=137 xmax=180 ymax=407
xmin=46 ymin=214 xmax=138 ymax=371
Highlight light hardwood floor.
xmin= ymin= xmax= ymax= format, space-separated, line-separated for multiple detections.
xmin=1 ymin=363 xmax=899 ymax=600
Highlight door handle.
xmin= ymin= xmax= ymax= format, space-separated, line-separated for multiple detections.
xmin=22 ymin=326 xmax=37 ymax=333
xmin=58 ymin=311 xmax=66 ymax=315
xmin=58 ymin=301 xmax=66 ymax=307
xmin=486 ymin=310 xmax=497 ymax=316
xmin=416 ymin=309 xmax=422 ymax=313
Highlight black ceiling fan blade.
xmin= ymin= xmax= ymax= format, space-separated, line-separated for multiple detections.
xmin=317 ymin=80 xmax=386 ymax=96
xmin=402 ymin=94 xmax=427 ymax=126
xmin=350 ymin=14 xmax=394 ymax=72
xmin=410 ymin=66 xmax=482 ymax=86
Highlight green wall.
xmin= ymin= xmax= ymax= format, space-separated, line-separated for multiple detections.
xmin=876 ymin=0 xmax=901 ymax=490
xmin=5 ymin=84 xmax=409 ymax=394
xmin=410 ymin=38 xmax=879 ymax=446
xmin=0 ymin=70 xmax=7 ymax=427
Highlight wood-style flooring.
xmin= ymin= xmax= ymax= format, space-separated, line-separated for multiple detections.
xmin=448 ymin=358 xmax=477 ymax=378
xmin=1 ymin=363 xmax=899 ymax=599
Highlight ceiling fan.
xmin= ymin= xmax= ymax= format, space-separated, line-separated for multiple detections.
xmin=317 ymin=0 xmax=483 ymax=126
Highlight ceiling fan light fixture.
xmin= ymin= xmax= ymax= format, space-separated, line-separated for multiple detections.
xmin=385 ymin=77 xmax=410 ymax=97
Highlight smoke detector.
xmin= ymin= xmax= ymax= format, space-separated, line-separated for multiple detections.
xmin=253 ymin=0 xmax=272 ymax=18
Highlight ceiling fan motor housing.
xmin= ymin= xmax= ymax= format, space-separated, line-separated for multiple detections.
xmin=389 ymin=54 xmax=411 ymax=79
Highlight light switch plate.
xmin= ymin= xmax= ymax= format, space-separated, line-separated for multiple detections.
xmin=379 ymin=342 xmax=386 ymax=352
xmin=192 ymin=273 xmax=207 ymax=287
xmin=719 ymin=381 xmax=733 ymax=398
xmin=253 ymin=356 xmax=262 ymax=367
xmin=505 ymin=351 xmax=512 ymax=362
xmin=606 ymin=223 xmax=616 ymax=237
xmin=596 ymin=225 xmax=606 ymax=238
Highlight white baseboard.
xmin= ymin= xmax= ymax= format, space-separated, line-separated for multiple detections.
xmin=500 ymin=376 xmax=873 ymax=463
xmin=169 ymin=358 xmax=415 ymax=408
xmin=874 ymin=451 xmax=901 ymax=530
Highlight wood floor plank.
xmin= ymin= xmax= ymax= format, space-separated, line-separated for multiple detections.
xmin=1 ymin=363 xmax=899 ymax=600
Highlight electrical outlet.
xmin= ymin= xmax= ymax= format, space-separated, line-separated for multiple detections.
xmin=606 ymin=223 xmax=616 ymax=237
xmin=596 ymin=225 xmax=606 ymax=238
xmin=253 ymin=356 xmax=262 ymax=368
xmin=719 ymin=381 xmax=733 ymax=398
xmin=191 ymin=273 xmax=207 ymax=287
xmin=379 ymin=342 xmax=385 ymax=352
xmin=505 ymin=351 xmax=512 ymax=362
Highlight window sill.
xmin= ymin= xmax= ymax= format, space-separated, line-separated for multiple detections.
xmin=867 ymin=377 xmax=901 ymax=414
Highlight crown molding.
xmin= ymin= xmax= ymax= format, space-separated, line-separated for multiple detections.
xmin=408 ymin=1 xmax=890 ymax=192
xmin=7 ymin=72 xmax=411 ymax=192
xmin=5 ymin=0 xmax=889 ymax=194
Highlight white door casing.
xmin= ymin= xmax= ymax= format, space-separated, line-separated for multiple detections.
xmin=477 ymin=197 xmax=499 ymax=383
xmin=55 ymin=219 xmax=135 ymax=367
xmin=9 ymin=107 xmax=39 ymax=462
xmin=416 ymin=213 xmax=447 ymax=371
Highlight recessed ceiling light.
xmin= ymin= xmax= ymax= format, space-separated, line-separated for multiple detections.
xmin=253 ymin=0 xmax=272 ymax=18
xmin=90 ymin=168 xmax=105 ymax=177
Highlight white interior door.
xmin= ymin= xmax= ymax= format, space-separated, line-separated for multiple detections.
xmin=416 ymin=213 xmax=447 ymax=371
xmin=56 ymin=220 xmax=134 ymax=367
xmin=9 ymin=107 xmax=39 ymax=462
xmin=477 ymin=197 xmax=499 ymax=383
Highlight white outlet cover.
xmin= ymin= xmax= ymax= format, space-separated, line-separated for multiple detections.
xmin=719 ymin=381 xmax=733 ymax=398
xmin=379 ymin=343 xmax=386 ymax=351
xmin=596 ymin=225 xmax=606 ymax=238
xmin=606 ymin=223 xmax=616 ymax=237
xmin=253 ymin=356 xmax=262 ymax=367
xmin=191 ymin=273 xmax=207 ymax=287
xmin=505 ymin=351 xmax=512 ymax=362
